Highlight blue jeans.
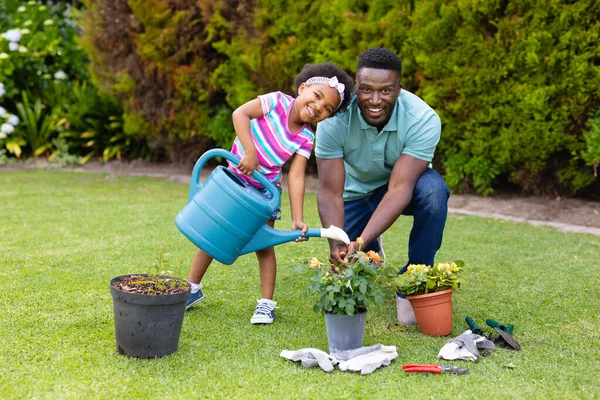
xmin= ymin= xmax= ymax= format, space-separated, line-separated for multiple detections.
xmin=344 ymin=168 xmax=450 ymax=274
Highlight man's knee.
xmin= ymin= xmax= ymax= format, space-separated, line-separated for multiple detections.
xmin=416 ymin=170 xmax=449 ymax=212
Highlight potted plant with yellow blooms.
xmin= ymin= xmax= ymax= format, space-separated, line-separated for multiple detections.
xmin=393 ymin=260 xmax=464 ymax=336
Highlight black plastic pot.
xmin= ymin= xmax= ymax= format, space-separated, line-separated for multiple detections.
xmin=110 ymin=274 xmax=191 ymax=358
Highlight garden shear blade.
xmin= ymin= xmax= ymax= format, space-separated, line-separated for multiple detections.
xmin=403 ymin=364 xmax=469 ymax=374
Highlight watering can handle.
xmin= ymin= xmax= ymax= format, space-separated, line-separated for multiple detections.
xmin=188 ymin=148 xmax=280 ymax=208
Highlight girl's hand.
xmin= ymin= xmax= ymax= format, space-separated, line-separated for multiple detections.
xmin=292 ymin=220 xmax=309 ymax=242
xmin=237 ymin=152 xmax=259 ymax=176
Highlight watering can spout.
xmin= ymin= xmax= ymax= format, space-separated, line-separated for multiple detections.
xmin=240 ymin=225 xmax=350 ymax=255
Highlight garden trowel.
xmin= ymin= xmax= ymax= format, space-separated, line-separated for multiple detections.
xmin=486 ymin=319 xmax=521 ymax=350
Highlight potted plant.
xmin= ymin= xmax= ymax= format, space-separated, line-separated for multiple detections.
xmin=393 ymin=260 xmax=464 ymax=336
xmin=110 ymin=252 xmax=191 ymax=358
xmin=304 ymin=238 xmax=399 ymax=353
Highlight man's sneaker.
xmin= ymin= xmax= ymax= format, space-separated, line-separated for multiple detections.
xmin=376 ymin=235 xmax=386 ymax=261
xmin=396 ymin=296 xmax=417 ymax=325
xmin=250 ymin=299 xmax=276 ymax=324
xmin=186 ymin=288 xmax=204 ymax=310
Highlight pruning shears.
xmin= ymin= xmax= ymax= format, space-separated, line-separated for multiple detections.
xmin=403 ymin=364 xmax=469 ymax=374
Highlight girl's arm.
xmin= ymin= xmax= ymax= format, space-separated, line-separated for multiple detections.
xmin=287 ymin=154 xmax=309 ymax=237
xmin=232 ymin=98 xmax=264 ymax=176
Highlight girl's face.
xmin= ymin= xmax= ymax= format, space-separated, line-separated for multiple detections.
xmin=296 ymin=83 xmax=341 ymax=123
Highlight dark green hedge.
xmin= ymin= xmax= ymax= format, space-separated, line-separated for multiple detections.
xmin=79 ymin=0 xmax=599 ymax=195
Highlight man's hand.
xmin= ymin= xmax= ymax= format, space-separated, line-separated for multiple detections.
xmin=346 ymin=241 xmax=359 ymax=256
xmin=237 ymin=152 xmax=259 ymax=176
xmin=329 ymin=241 xmax=348 ymax=265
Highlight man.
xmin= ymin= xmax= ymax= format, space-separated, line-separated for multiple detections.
xmin=315 ymin=48 xmax=450 ymax=325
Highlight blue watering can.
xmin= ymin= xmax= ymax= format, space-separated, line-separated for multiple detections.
xmin=174 ymin=149 xmax=349 ymax=265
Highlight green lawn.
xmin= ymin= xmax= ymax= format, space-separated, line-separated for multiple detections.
xmin=1 ymin=170 xmax=598 ymax=399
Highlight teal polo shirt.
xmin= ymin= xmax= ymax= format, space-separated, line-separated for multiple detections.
xmin=315 ymin=90 xmax=441 ymax=201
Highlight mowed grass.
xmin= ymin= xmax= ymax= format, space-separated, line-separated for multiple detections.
xmin=0 ymin=170 xmax=598 ymax=399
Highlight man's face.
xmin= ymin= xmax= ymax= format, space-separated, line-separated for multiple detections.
xmin=355 ymin=68 xmax=401 ymax=130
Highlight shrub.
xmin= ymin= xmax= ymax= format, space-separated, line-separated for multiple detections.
xmin=401 ymin=0 xmax=600 ymax=195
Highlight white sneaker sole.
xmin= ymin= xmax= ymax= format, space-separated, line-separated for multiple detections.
xmin=185 ymin=295 xmax=204 ymax=310
xmin=250 ymin=315 xmax=274 ymax=324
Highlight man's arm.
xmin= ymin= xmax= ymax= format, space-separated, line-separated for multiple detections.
xmin=354 ymin=154 xmax=430 ymax=251
xmin=316 ymin=157 xmax=347 ymax=264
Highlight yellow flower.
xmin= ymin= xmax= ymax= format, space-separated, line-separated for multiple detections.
xmin=356 ymin=236 xmax=364 ymax=246
xmin=310 ymin=257 xmax=320 ymax=269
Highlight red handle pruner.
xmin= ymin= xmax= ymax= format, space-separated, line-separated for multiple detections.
xmin=403 ymin=364 xmax=468 ymax=374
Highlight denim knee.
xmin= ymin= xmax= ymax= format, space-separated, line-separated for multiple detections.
xmin=414 ymin=170 xmax=450 ymax=213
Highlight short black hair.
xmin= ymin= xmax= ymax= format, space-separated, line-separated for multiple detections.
xmin=294 ymin=62 xmax=354 ymax=114
xmin=357 ymin=48 xmax=402 ymax=75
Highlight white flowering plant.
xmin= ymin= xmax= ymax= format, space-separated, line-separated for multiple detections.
xmin=393 ymin=261 xmax=464 ymax=297
xmin=0 ymin=1 xmax=89 ymax=157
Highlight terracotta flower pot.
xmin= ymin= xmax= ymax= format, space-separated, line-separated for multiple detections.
xmin=406 ymin=289 xmax=454 ymax=336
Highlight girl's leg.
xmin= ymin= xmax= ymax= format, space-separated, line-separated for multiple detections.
xmin=186 ymin=248 xmax=213 ymax=310
xmin=256 ymin=220 xmax=276 ymax=300
xmin=187 ymin=248 xmax=213 ymax=284
xmin=251 ymin=220 xmax=277 ymax=324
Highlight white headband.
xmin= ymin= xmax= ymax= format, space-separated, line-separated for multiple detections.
xmin=305 ymin=76 xmax=345 ymax=110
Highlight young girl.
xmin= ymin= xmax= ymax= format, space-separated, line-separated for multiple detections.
xmin=186 ymin=62 xmax=354 ymax=324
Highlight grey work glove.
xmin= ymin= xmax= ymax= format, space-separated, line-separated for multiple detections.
xmin=336 ymin=345 xmax=398 ymax=375
xmin=280 ymin=348 xmax=336 ymax=372
xmin=438 ymin=330 xmax=496 ymax=362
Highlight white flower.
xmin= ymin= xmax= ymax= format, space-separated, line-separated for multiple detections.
xmin=9 ymin=42 xmax=19 ymax=51
xmin=1 ymin=123 xmax=14 ymax=134
xmin=18 ymin=6 xmax=26 ymax=12
xmin=0 ymin=132 xmax=6 ymax=139
xmin=0 ymin=84 xmax=4 ymax=98
xmin=4 ymin=29 xmax=22 ymax=43
xmin=20 ymin=29 xmax=31 ymax=35
xmin=0 ymin=106 xmax=6 ymax=116
xmin=18 ymin=46 xmax=28 ymax=53
xmin=43 ymin=19 xmax=54 ymax=26
xmin=7 ymin=114 xmax=19 ymax=126
xmin=0 ymin=53 xmax=8 ymax=59
xmin=53 ymin=70 xmax=67 ymax=80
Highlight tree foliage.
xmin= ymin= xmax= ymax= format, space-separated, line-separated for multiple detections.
xmin=79 ymin=0 xmax=599 ymax=194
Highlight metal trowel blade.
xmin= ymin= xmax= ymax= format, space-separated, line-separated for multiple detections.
xmin=494 ymin=327 xmax=521 ymax=350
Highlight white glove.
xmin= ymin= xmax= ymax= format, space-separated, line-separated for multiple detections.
xmin=337 ymin=345 xmax=398 ymax=375
xmin=280 ymin=348 xmax=336 ymax=372
xmin=438 ymin=330 xmax=496 ymax=362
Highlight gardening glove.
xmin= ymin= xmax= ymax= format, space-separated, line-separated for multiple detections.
xmin=280 ymin=348 xmax=336 ymax=373
xmin=337 ymin=345 xmax=398 ymax=375
xmin=438 ymin=330 xmax=496 ymax=362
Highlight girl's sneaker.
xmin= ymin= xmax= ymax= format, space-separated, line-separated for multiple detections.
xmin=186 ymin=288 xmax=204 ymax=310
xmin=250 ymin=299 xmax=277 ymax=324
